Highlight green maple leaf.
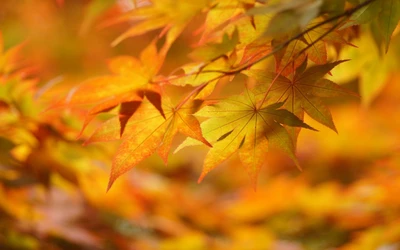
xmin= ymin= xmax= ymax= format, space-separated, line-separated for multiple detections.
xmin=343 ymin=0 xmax=400 ymax=53
xmin=375 ymin=0 xmax=400 ymax=53
xmin=244 ymin=60 xmax=356 ymax=142
xmin=176 ymin=90 xmax=315 ymax=187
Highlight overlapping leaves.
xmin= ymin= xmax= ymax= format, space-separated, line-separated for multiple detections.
xmin=343 ymin=0 xmax=400 ymax=53
xmin=176 ymin=91 xmax=315 ymax=186
xmin=244 ymin=60 xmax=356 ymax=141
xmin=55 ymin=41 xmax=167 ymax=135
xmin=51 ymin=0 xmax=400 ymax=189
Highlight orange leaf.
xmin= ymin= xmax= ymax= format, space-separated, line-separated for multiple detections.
xmin=106 ymin=97 xmax=211 ymax=190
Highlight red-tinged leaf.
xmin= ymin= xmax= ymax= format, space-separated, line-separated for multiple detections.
xmin=177 ymin=91 xmax=313 ymax=187
xmin=303 ymin=31 xmax=327 ymax=65
xmin=245 ymin=61 xmax=354 ymax=136
xmin=240 ymin=37 xmax=272 ymax=66
xmin=107 ymin=97 xmax=211 ymax=190
xmin=272 ymin=38 xmax=308 ymax=76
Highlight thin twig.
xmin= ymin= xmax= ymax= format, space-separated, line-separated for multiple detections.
xmin=174 ymin=0 xmax=376 ymax=108
xmin=200 ymin=0 xmax=376 ymax=75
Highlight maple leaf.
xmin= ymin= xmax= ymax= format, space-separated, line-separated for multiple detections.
xmin=176 ymin=90 xmax=315 ymax=187
xmin=55 ymin=41 xmax=166 ymax=136
xmin=57 ymin=41 xmax=163 ymax=106
xmin=370 ymin=0 xmax=400 ymax=53
xmin=91 ymin=97 xmax=211 ymax=190
xmin=239 ymin=37 xmax=272 ymax=67
xmin=341 ymin=0 xmax=400 ymax=53
xmin=244 ymin=60 xmax=356 ymax=142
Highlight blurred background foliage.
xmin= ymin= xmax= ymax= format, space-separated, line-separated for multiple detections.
xmin=0 ymin=0 xmax=400 ymax=249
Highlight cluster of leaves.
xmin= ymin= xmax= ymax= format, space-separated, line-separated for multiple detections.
xmin=57 ymin=0 xmax=400 ymax=189
xmin=1 ymin=0 xmax=400 ymax=249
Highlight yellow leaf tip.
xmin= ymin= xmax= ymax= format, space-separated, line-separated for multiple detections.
xmin=106 ymin=178 xmax=115 ymax=193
